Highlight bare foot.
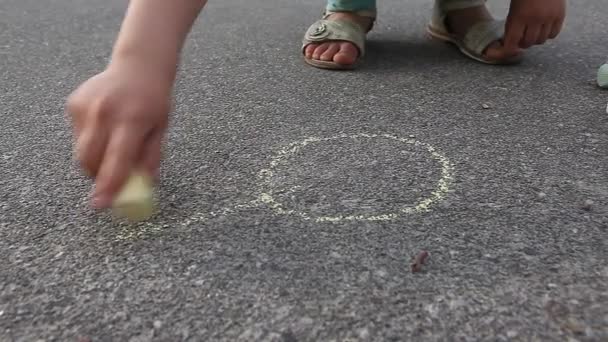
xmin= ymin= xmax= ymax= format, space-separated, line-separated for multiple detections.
xmin=445 ymin=5 xmax=522 ymax=61
xmin=303 ymin=12 xmax=373 ymax=66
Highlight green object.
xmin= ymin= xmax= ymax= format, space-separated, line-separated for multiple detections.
xmin=597 ymin=63 xmax=608 ymax=88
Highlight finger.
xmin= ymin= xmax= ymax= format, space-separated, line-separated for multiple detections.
xmin=67 ymin=89 xmax=101 ymax=130
xmin=483 ymin=41 xmax=522 ymax=62
xmin=536 ymin=24 xmax=551 ymax=45
xmin=138 ymin=128 xmax=165 ymax=182
xmin=503 ymin=18 xmax=525 ymax=53
xmin=549 ymin=18 xmax=564 ymax=39
xmin=66 ymin=110 xmax=82 ymax=138
xmin=520 ymin=24 xmax=541 ymax=49
xmin=92 ymin=124 xmax=147 ymax=208
xmin=75 ymin=126 xmax=108 ymax=177
xmin=66 ymin=95 xmax=86 ymax=137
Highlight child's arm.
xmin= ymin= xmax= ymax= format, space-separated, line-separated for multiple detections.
xmin=67 ymin=0 xmax=208 ymax=209
xmin=112 ymin=0 xmax=208 ymax=82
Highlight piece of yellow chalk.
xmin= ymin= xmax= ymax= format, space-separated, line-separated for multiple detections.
xmin=112 ymin=171 xmax=156 ymax=222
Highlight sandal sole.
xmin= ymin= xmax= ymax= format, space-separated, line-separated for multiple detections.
xmin=426 ymin=24 xmax=522 ymax=65
xmin=304 ymin=56 xmax=358 ymax=70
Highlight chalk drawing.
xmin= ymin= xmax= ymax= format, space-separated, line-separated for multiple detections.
xmin=114 ymin=133 xmax=454 ymax=241
xmin=256 ymin=133 xmax=454 ymax=223
xmin=114 ymin=200 xmax=262 ymax=241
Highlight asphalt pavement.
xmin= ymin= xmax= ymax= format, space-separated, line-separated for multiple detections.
xmin=1 ymin=0 xmax=607 ymax=341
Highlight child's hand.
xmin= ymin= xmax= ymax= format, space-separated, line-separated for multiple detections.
xmin=67 ymin=62 xmax=172 ymax=208
xmin=504 ymin=0 xmax=566 ymax=51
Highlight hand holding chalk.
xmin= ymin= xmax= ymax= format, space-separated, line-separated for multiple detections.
xmin=112 ymin=170 xmax=156 ymax=222
xmin=66 ymin=60 xmax=171 ymax=211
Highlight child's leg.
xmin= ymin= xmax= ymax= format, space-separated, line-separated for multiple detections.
xmin=302 ymin=0 xmax=376 ymax=69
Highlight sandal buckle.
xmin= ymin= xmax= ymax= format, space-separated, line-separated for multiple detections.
xmin=307 ymin=23 xmax=329 ymax=41
xmin=313 ymin=23 xmax=327 ymax=36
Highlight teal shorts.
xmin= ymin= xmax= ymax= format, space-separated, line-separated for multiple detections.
xmin=327 ymin=0 xmax=376 ymax=12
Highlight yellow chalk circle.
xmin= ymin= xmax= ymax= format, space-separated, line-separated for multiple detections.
xmin=175 ymin=133 xmax=455 ymax=234
xmin=256 ymin=133 xmax=454 ymax=222
xmin=112 ymin=171 xmax=156 ymax=222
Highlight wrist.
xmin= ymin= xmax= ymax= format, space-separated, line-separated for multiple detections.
xmin=109 ymin=49 xmax=178 ymax=86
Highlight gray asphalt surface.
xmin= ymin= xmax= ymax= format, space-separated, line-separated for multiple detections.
xmin=1 ymin=0 xmax=607 ymax=341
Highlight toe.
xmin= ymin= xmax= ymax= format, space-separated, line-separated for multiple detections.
xmin=312 ymin=43 xmax=330 ymax=60
xmin=304 ymin=44 xmax=318 ymax=59
xmin=320 ymin=43 xmax=340 ymax=61
xmin=333 ymin=42 xmax=359 ymax=65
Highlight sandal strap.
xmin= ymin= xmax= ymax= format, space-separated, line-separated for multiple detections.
xmin=430 ymin=1 xmax=505 ymax=56
xmin=302 ymin=19 xmax=367 ymax=57
xmin=463 ymin=20 xmax=505 ymax=55
xmin=324 ymin=9 xmax=376 ymax=31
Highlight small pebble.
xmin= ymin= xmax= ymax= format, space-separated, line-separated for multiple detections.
xmin=411 ymin=250 xmax=430 ymax=273
xmin=357 ymin=328 xmax=370 ymax=339
xmin=153 ymin=320 xmax=163 ymax=329
xmin=375 ymin=269 xmax=388 ymax=278
xmin=538 ymin=192 xmax=546 ymax=199
xmin=298 ymin=316 xmax=314 ymax=326
xmin=581 ymin=200 xmax=594 ymax=211
xmin=562 ymin=318 xmax=586 ymax=334
xmin=482 ymin=103 xmax=491 ymax=109
xmin=597 ymin=63 xmax=608 ymax=88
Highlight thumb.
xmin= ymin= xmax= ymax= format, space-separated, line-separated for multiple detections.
xmin=92 ymin=125 xmax=146 ymax=208
xmin=503 ymin=17 xmax=525 ymax=52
